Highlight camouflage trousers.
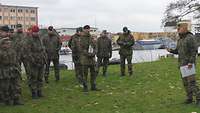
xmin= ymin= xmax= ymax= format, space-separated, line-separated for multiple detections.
xmin=97 ymin=57 xmax=109 ymax=75
xmin=73 ymin=56 xmax=82 ymax=83
xmin=182 ymin=75 xmax=200 ymax=100
xmin=22 ymin=59 xmax=31 ymax=78
xmin=0 ymin=77 xmax=21 ymax=103
xmin=81 ymin=65 xmax=97 ymax=88
xmin=120 ymin=55 xmax=133 ymax=76
xmin=45 ymin=58 xmax=60 ymax=80
xmin=29 ymin=65 xmax=44 ymax=92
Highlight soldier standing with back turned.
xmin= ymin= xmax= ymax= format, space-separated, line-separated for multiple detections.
xmin=43 ymin=26 xmax=62 ymax=83
xmin=96 ymin=30 xmax=112 ymax=76
xmin=117 ymin=27 xmax=135 ymax=76
xmin=68 ymin=27 xmax=83 ymax=84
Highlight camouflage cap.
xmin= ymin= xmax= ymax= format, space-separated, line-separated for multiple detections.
xmin=123 ymin=27 xmax=128 ymax=31
xmin=48 ymin=26 xmax=54 ymax=31
xmin=0 ymin=25 xmax=10 ymax=32
xmin=177 ymin=20 xmax=191 ymax=31
xmin=16 ymin=24 xmax=23 ymax=28
xmin=9 ymin=28 xmax=14 ymax=33
xmin=83 ymin=25 xmax=90 ymax=29
xmin=102 ymin=30 xmax=107 ymax=33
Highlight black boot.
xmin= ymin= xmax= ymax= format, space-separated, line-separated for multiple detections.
xmin=184 ymin=99 xmax=193 ymax=104
xmin=196 ymin=99 xmax=200 ymax=106
xmin=37 ymin=90 xmax=44 ymax=97
xmin=32 ymin=91 xmax=38 ymax=99
xmin=13 ymin=98 xmax=24 ymax=105
xmin=4 ymin=100 xmax=12 ymax=106
xmin=103 ymin=71 xmax=107 ymax=77
xmin=83 ymin=84 xmax=88 ymax=92
xmin=91 ymin=84 xmax=101 ymax=91
xmin=55 ymin=76 xmax=60 ymax=82
xmin=129 ymin=72 xmax=133 ymax=76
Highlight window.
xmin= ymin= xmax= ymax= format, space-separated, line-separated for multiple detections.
xmin=18 ymin=9 xmax=23 ymax=13
xmin=31 ymin=10 xmax=35 ymax=14
xmin=10 ymin=9 xmax=15 ymax=12
xmin=26 ymin=9 xmax=29 ymax=13
xmin=0 ymin=16 xmax=2 ymax=20
xmin=17 ymin=17 xmax=23 ymax=20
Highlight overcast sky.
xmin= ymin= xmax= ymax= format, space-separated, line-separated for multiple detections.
xmin=0 ymin=0 xmax=173 ymax=32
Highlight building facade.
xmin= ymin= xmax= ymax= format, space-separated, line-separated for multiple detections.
xmin=0 ymin=4 xmax=38 ymax=31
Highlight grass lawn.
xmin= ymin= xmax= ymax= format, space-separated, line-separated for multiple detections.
xmin=0 ymin=58 xmax=200 ymax=113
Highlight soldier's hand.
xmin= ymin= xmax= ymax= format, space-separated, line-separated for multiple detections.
xmin=188 ymin=63 xmax=193 ymax=69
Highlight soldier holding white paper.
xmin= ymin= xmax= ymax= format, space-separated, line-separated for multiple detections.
xmin=167 ymin=21 xmax=200 ymax=106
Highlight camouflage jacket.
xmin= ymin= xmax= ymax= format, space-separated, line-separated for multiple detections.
xmin=43 ymin=33 xmax=62 ymax=59
xmin=27 ymin=35 xmax=46 ymax=67
xmin=0 ymin=39 xmax=20 ymax=79
xmin=170 ymin=32 xmax=197 ymax=67
xmin=117 ymin=33 xmax=135 ymax=56
xmin=79 ymin=32 xmax=96 ymax=66
xmin=10 ymin=32 xmax=26 ymax=60
xmin=68 ymin=33 xmax=81 ymax=57
xmin=97 ymin=36 xmax=112 ymax=58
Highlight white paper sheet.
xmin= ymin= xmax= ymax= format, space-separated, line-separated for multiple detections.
xmin=180 ymin=64 xmax=196 ymax=78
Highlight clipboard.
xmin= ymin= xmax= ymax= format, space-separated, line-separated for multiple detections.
xmin=180 ymin=64 xmax=196 ymax=78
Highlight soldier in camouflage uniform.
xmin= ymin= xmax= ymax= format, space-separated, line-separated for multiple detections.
xmin=117 ymin=27 xmax=135 ymax=76
xmin=97 ymin=30 xmax=112 ymax=76
xmin=168 ymin=22 xmax=200 ymax=105
xmin=79 ymin=25 xmax=99 ymax=92
xmin=27 ymin=25 xmax=46 ymax=99
xmin=43 ymin=26 xmax=62 ymax=83
xmin=11 ymin=24 xmax=25 ymax=63
xmin=21 ymin=27 xmax=33 ymax=82
xmin=10 ymin=24 xmax=31 ymax=78
xmin=0 ymin=26 xmax=23 ymax=105
xmin=68 ymin=27 xmax=83 ymax=83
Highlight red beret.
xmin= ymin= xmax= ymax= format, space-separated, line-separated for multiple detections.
xmin=31 ymin=25 xmax=39 ymax=32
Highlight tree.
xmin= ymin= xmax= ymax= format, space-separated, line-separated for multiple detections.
xmin=162 ymin=0 xmax=200 ymax=28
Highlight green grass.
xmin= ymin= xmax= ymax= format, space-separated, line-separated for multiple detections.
xmin=0 ymin=58 xmax=200 ymax=113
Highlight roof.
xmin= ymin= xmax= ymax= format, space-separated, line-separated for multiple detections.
xmin=0 ymin=4 xmax=38 ymax=9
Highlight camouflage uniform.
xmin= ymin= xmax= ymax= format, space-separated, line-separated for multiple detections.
xmin=10 ymin=31 xmax=30 ymax=76
xmin=68 ymin=33 xmax=82 ymax=83
xmin=10 ymin=29 xmax=25 ymax=62
xmin=79 ymin=31 xmax=98 ymax=91
xmin=117 ymin=31 xmax=135 ymax=76
xmin=169 ymin=32 xmax=200 ymax=103
xmin=27 ymin=33 xmax=46 ymax=98
xmin=0 ymin=38 xmax=22 ymax=105
xmin=43 ymin=32 xmax=62 ymax=82
xmin=21 ymin=32 xmax=33 ymax=81
xmin=97 ymin=34 xmax=112 ymax=76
